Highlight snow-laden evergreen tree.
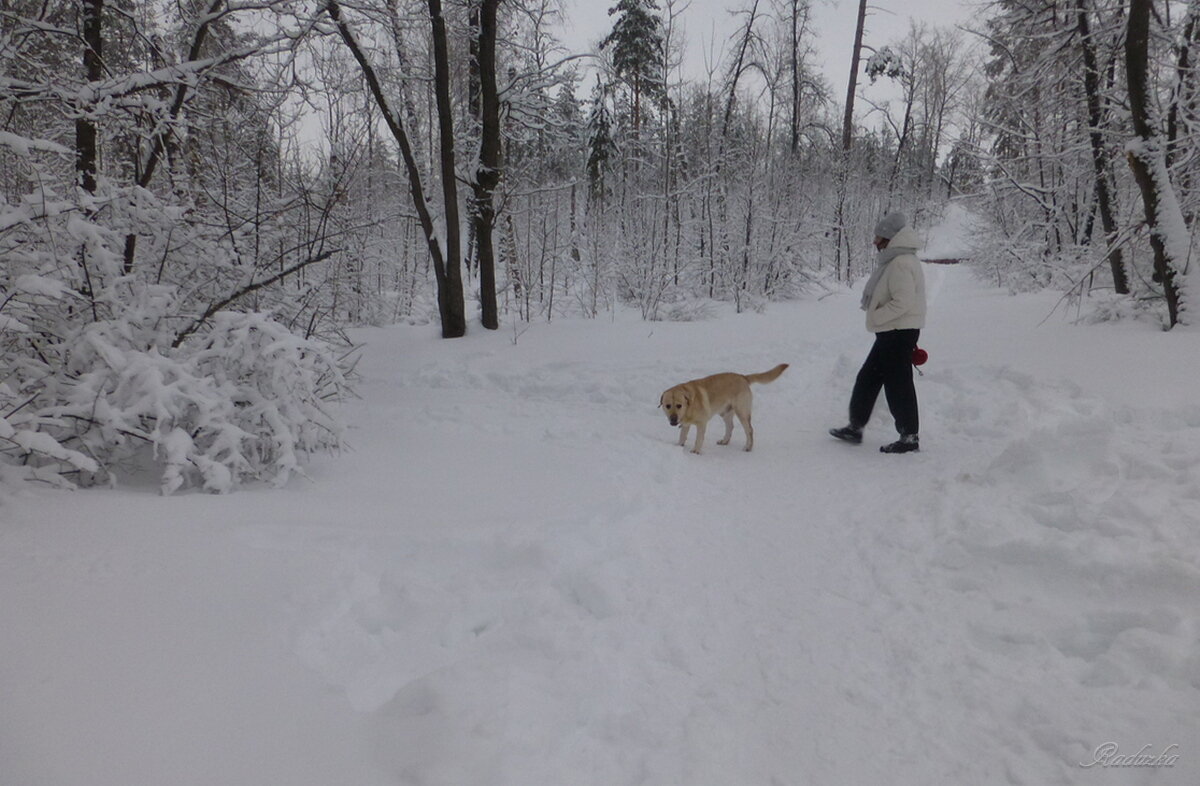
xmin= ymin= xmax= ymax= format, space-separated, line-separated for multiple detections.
xmin=599 ymin=0 xmax=667 ymax=135
xmin=585 ymin=80 xmax=618 ymax=204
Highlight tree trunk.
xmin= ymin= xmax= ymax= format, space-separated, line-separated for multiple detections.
xmin=468 ymin=5 xmax=481 ymax=120
xmin=835 ymin=0 xmax=869 ymax=281
xmin=841 ymin=0 xmax=867 ymax=154
xmin=790 ymin=0 xmax=801 ymax=153
xmin=1076 ymin=0 xmax=1129 ymax=293
xmin=1125 ymin=0 xmax=1187 ymax=326
xmin=428 ymin=0 xmax=467 ymax=337
xmin=74 ymin=0 xmax=104 ymax=322
xmin=76 ymin=0 xmax=103 ymax=195
xmin=472 ymin=0 xmax=501 ymax=330
xmin=1166 ymin=3 xmax=1199 ymax=208
xmin=633 ymin=74 xmax=641 ymax=138
xmin=740 ymin=191 xmax=753 ymax=312
xmin=888 ymin=97 xmax=913 ymax=197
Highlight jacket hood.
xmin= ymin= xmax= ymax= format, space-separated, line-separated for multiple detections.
xmin=887 ymin=226 xmax=921 ymax=252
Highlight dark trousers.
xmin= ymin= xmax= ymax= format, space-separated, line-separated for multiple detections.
xmin=849 ymin=328 xmax=920 ymax=436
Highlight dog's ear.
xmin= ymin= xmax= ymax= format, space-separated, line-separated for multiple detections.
xmin=682 ymin=395 xmax=690 ymax=407
xmin=658 ymin=393 xmax=664 ymax=408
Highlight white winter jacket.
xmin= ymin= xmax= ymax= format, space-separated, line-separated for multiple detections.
xmin=865 ymin=226 xmax=927 ymax=333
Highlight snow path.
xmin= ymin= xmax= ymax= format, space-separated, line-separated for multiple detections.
xmin=3 ymin=267 xmax=1199 ymax=785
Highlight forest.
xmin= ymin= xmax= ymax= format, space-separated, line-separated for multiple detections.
xmin=1 ymin=0 xmax=1196 ymax=491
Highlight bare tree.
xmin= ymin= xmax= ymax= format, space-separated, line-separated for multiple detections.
xmin=325 ymin=0 xmax=467 ymax=337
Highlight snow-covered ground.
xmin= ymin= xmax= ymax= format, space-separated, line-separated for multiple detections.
xmin=921 ymin=201 xmax=982 ymax=260
xmin=3 ymin=265 xmax=1199 ymax=786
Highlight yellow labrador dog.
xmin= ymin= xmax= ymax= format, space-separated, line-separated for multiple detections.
xmin=659 ymin=364 xmax=788 ymax=454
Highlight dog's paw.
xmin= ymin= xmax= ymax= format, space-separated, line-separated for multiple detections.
xmin=717 ymin=438 xmax=730 ymax=446
xmin=690 ymin=448 xmax=702 ymax=455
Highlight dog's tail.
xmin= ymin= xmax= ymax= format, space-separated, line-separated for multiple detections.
xmin=744 ymin=363 xmax=789 ymax=385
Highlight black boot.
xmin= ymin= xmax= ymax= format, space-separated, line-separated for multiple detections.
xmin=880 ymin=435 xmax=919 ymax=454
xmin=829 ymin=425 xmax=863 ymax=444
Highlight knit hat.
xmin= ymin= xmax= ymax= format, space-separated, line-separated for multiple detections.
xmin=874 ymin=211 xmax=907 ymax=240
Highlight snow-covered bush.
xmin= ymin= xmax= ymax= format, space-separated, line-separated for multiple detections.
xmin=0 ymin=140 xmax=348 ymax=494
xmin=58 ymin=311 xmax=345 ymax=494
xmin=658 ymin=298 xmax=718 ymax=322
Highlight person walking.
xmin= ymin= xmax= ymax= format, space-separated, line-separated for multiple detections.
xmin=829 ymin=211 xmax=926 ymax=453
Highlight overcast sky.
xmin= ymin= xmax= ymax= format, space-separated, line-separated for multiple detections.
xmin=554 ymin=0 xmax=981 ymax=104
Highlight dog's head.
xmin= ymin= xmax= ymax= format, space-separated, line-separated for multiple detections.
xmin=659 ymin=387 xmax=690 ymax=427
